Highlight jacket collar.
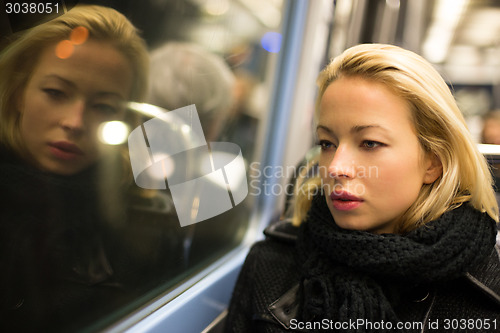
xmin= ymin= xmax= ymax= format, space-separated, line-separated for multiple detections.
xmin=465 ymin=245 xmax=500 ymax=305
xmin=263 ymin=219 xmax=298 ymax=243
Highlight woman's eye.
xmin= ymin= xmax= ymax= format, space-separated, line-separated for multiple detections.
xmin=362 ymin=140 xmax=383 ymax=149
xmin=43 ymin=88 xmax=66 ymax=100
xmin=94 ymin=104 xmax=118 ymax=115
xmin=318 ymin=140 xmax=336 ymax=151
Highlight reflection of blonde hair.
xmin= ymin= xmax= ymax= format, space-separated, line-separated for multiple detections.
xmin=293 ymin=44 xmax=498 ymax=233
xmin=0 ymin=5 xmax=149 ymax=155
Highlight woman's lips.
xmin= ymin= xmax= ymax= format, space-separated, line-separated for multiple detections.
xmin=330 ymin=190 xmax=363 ymax=211
xmin=49 ymin=141 xmax=84 ymax=160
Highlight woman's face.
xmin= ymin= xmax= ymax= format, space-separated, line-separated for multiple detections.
xmin=18 ymin=39 xmax=133 ymax=175
xmin=317 ymin=76 xmax=441 ymax=234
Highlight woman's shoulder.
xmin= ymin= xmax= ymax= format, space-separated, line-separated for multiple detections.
xmin=239 ymin=221 xmax=297 ymax=284
xmin=263 ymin=219 xmax=299 ymax=243
xmin=244 ymin=219 xmax=298 ymax=265
xmin=423 ymin=246 xmax=500 ymax=324
xmin=229 ymin=220 xmax=301 ymax=329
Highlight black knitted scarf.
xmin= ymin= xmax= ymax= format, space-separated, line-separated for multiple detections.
xmin=0 ymin=150 xmax=117 ymax=286
xmin=296 ymin=194 xmax=497 ymax=330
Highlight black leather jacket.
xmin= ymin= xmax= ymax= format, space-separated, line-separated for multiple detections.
xmin=226 ymin=220 xmax=500 ymax=332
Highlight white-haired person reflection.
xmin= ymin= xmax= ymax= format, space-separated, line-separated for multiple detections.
xmin=0 ymin=5 xmax=153 ymax=331
xmin=148 ymin=41 xmax=235 ymax=141
xmin=226 ymin=44 xmax=500 ymax=332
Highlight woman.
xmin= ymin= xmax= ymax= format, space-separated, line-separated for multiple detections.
xmin=226 ymin=44 xmax=500 ymax=332
xmin=0 ymin=5 xmax=152 ymax=331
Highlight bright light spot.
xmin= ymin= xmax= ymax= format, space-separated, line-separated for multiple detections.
xmin=423 ymin=37 xmax=449 ymax=63
xmin=422 ymin=0 xmax=469 ymax=63
xmin=127 ymin=102 xmax=167 ymax=117
xmin=386 ymin=0 xmax=400 ymax=9
xmin=261 ymin=32 xmax=282 ymax=53
xmin=99 ymin=121 xmax=129 ymax=145
xmin=336 ymin=0 xmax=353 ymax=17
xmin=70 ymin=26 xmax=89 ymax=45
xmin=181 ymin=124 xmax=191 ymax=135
xmin=191 ymin=196 xmax=200 ymax=220
xmin=478 ymin=144 xmax=500 ymax=156
xmin=204 ymin=0 xmax=230 ymax=16
xmin=190 ymin=25 xmax=228 ymax=53
xmin=55 ymin=40 xmax=74 ymax=59
xmin=239 ymin=0 xmax=282 ymax=28
xmin=199 ymin=151 xmax=246 ymax=189
xmin=260 ymin=7 xmax=282 ymax=28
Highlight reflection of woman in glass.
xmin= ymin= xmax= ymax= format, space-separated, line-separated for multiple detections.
xmin=227 ymin=44 xmax=500 ymax=332
xmin=0 ymin=5 xmax=149 ymax=330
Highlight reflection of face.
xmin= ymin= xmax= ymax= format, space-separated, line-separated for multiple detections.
xmin=19 ymin=39 xmax=133 ymax=175
xmin=317 ymin=76 xmax=438 ymax=234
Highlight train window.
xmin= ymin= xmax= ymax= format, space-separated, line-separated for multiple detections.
xmin=0 ymin=0 xmax=300 ymax=331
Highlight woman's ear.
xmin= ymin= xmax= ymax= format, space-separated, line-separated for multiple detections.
xmin=423 ymin=153 xmax=442 ymax=184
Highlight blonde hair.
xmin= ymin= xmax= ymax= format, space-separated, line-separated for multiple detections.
xmin=0 ymin=5 xmax=149 ymax=155
xmin=293 ymin=44 xmax=498 ymax=233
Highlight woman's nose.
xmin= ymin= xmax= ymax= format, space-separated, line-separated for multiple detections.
xmin=327 ymin=146 xmax=355 ymax=179
xmin=60 ymin=101 xmax=86 ymax=134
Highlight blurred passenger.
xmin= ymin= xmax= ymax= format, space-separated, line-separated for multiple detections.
xmin=0 ymin=5 xmax=154 ymax=331
xmin=226 ymin=44 xmax=500 ymax=331
xmin=481 ymin=109 xmax=500 ymax=145
xmin=148 ymin=41 xmax=235 ymax=141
